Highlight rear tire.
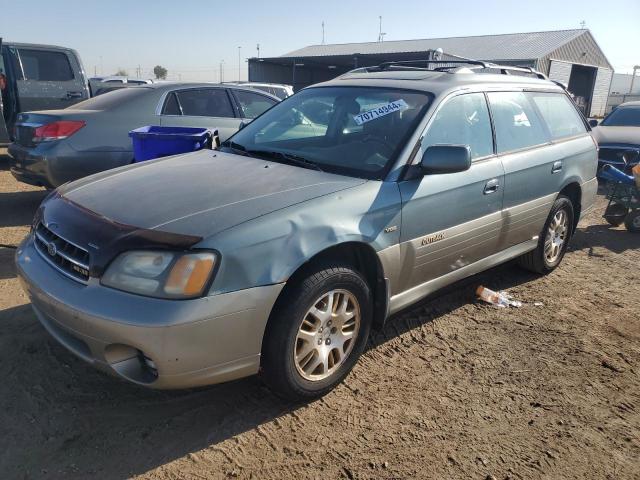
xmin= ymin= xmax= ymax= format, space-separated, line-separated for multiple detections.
xmin=624 ymin=210 xmax=640 ymax=233
xmin=260 ymin=264 xmax=372 ymax=401
xmin=518 ymin=195 xmax=574 ymax=274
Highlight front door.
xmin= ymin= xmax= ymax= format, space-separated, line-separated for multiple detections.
xmin=159 ymin=87 xmax=241 ymax=142
xmin=396 ymin=92 xmax=504 ymax=294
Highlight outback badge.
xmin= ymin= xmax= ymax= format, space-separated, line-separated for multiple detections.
xmin=421 ymin=232 xmax=445 ymax=246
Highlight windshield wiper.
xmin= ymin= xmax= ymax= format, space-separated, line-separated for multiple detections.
xmin=222 ymin=141 xmax=251 ymax=156
xmin=246 ymin=149 xmax=324 ymax=172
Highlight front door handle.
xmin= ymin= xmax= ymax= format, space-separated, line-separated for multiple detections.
xmin=483 ymin=178 xmax=500 ymax=194
xmin=552 ymin=160 xmax=563 ymax=174
xmin=65 ymin=91 xmax=84 ymax=99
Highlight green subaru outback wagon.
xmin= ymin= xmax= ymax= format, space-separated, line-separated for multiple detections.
xmin=16 ymin=60 xmax=597 ymax=400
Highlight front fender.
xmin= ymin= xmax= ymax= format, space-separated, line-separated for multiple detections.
xmin=203 ymin=181 xmax=402 ymax=294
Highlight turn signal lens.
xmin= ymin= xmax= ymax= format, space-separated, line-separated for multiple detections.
xmin=33 ymin=120 xmax=85 ymax=142
xmin=164 ymin=253 xmax=216 ymax=297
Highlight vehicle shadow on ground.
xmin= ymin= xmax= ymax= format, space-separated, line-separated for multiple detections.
xmin=0 ymin=190 xmax=47 ymax=228
xmin=0 ymin=260 xmax=539 ymax=480
xmin=0 ymin=246 xmax=17 ymax=280
xmin=569 ymin=222 xmax=640 ymax=255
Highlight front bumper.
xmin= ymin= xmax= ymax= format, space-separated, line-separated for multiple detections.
xmin=16 ymin=236 xmax=284 ymax=389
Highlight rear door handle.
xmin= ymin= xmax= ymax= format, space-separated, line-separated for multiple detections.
xmin=483 ymin=178 xmax=500 ymax=194
xmin=552 ymin=160 xmax=563 ymax=174
xmin=65 ymin=91 xmax=84 ymax=99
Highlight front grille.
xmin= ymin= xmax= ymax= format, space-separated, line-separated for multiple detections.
xmin=34 ymin=223 xmax=90 ymax=283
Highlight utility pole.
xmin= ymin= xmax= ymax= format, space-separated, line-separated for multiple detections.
xmin=378 ymin=16 xmax=386 ymax=42
xmin=94 ymin=65 xmax=97 ymax=76
xmin=220 ymin=60 xmax=224 ymax=83
xmin=322 ymin=21 xmax=325 ymax=44
xmin=136 ymin=64 xmax=141 ymax=78
xmin=630 ymin=65 xmax=640 ymax=94
xmin=256 ymin=43 xmax=260 ymax=59
xmin=238 ymin=46 xmax=242 ymax=82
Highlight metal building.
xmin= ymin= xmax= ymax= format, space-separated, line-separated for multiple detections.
xmin=249 ymin=29 xmax=613 ymax=117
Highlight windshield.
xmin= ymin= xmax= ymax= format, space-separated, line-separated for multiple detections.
xmin=222 ymin=86 xmax=432 ymax=179
xmin=601 ymin=106 xmax=640 ymax=127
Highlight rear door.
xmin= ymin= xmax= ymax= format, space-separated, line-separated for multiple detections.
xmin=229 ymin=88 xmax=278 ymax=120
xmin=396 ymin=92 xmax=504 ymax=294
xmin=13 ymin=46 xmax=87 ymax=111
xmin=487 ymin=91 xmax=577 ymax=249
xmin=159 ymin=87 xmax=240 ymax=141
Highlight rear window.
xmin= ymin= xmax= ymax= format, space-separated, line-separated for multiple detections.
xmin=67 ymin=87 xmax=151 ymax=110
xmin=18 ymin=49 xmax=74 ymax=81
xmin=528 ymin=92 xmax=586 ymax=140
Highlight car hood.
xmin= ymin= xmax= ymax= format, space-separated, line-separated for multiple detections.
xmin=58 ymin=149 xmax=365 ymax=238
xmin=592 ymin=126 xmax=640 ymax=146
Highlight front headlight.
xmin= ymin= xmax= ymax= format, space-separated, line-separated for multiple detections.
xmin=101 ymin=250 xmax=218 ymax=299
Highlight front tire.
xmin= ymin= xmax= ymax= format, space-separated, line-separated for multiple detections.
xmin=261 ymin=264 xmax=372 ymax=401
xmin=518 ymin=195 xmax=574 ymax=274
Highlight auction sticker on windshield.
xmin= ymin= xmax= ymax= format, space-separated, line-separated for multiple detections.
xmin=353 ymin=99 xmax=409 ymax=126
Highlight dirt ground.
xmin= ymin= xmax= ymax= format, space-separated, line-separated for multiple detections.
xmin=0 ymin=149 xmax=639 ymax=480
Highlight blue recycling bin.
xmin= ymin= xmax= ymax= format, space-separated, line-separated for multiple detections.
xmin=129 ymin=126 xmax=213 ymax=162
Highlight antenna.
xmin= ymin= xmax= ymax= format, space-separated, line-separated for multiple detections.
xmin=256 ymin=43 xmax=260 ymax=58
xmin=322 ymin=21 xmax=325 ymax=44
xmin=378 ymin=16 xmax=386 ymax=42
xmin=580 ymin=20 xmax=586 ymax=29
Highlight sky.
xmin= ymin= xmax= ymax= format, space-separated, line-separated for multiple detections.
xmin=1 ymin=0 xmax=638 ymax=81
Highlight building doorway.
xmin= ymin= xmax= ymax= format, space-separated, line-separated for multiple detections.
xmin=568 ymin=64 xmax=597 ymax=116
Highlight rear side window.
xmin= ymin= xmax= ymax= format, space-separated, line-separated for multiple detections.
xmin=68 ymin=87 xmax=151 ymax=110
xmin=528 ymin=93 xmax=586 ymax=140
xmin=487 ymin=92 xmax=549 ymax=153
xmin=18 ymin=49 xmax=74 ymax=81
xmin=176 ymin=89 xmax=234 ymax=118
xmin=162 ymin=92 xmax=181 ymax=115
xmin=234 ymin=89 xmax=277 ymax=119
xmin=421 ymin=93 xmax=494 ymax=160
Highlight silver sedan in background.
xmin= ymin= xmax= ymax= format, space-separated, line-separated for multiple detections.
xmin=8 ymin=83 xmax=280 ymax=188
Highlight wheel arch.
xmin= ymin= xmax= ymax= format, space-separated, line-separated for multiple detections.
xmin=558 ymin=181 xmax=582 ymax=232
xmin=272 ymin=241 xmax=389 ymax=329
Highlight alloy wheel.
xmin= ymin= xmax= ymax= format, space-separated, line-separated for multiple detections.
xmin=294 ymin=289 xmax=361 ymax=381
xmin=544 ymin=209 xmax=568 ymax=264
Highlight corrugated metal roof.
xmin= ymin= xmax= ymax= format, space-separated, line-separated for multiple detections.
xmin=281 ymin=29 xmax=588 ymax=61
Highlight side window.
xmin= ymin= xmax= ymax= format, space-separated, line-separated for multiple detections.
xmin=421 ymin=93 xmax=494 ymax=160
xmin=487 ymin=92 xmax=549 ymax=153
xmin=176 ymin=89 xmax=234 ymax=118
xmin=18 ymin=49 xmax=74 ymax=81
xmin=162 ymin=92 xmax=181 ymax=115
xmin=528 ymin=92 xmax=587 ymax=140
xmin=234 ymin=90 xmax=277 ymax=119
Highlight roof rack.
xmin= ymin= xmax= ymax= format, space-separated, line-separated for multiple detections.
xmin=346 ymin=59 xmax=559 ymax=85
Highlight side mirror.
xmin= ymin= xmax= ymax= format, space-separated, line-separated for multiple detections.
xmin=420 ymin=145 xmax=471 ymax=175
xmin=238 ymin=121 xmax=248 ymax=130
xmin=588 ymin=119 xmax=599 ymax=128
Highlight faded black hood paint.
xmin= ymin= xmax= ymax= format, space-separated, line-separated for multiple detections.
xmin=57 ymin=150 xmax=365 ymax=238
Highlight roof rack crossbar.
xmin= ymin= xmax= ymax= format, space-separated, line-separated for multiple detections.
xmin=343 ymin=59 xmax=565 ymax=89
xmin=377 ymin=59 xmax=489 ymax=70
